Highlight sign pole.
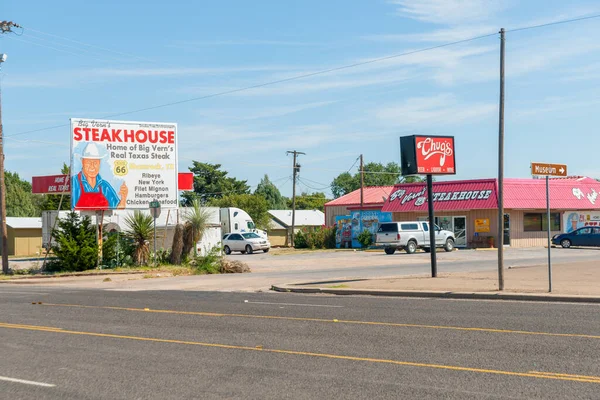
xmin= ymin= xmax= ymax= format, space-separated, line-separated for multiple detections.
xmin=153 ymin=215 xmax=157 ymax=267
xmin=426 ymin=174 xmax=437 ymax=277
xmin=546 ymin=175 xmax=552 ymax=292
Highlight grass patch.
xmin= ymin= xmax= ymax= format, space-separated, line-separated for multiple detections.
xmin=328 ymin=284 xmax=349 ymax=289
xmin=103 ymin=277 xmax=112 ymax=282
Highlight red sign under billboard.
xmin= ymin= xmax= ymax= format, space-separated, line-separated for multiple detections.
xmin=178 ymin=172 xmax=194 ymax=191
xmin=415 ymin=136 xmax=456 ymax=175
xmin=32 ymin=175 xmax=70 ymax=194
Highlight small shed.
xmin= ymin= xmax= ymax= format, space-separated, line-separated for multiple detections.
xmin=268 ymin=210 xmax=325 ymax=246
xmin=3 ymin=217 xmax=43 ymax=257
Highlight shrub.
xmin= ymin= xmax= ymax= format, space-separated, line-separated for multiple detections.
xmin=102 ymin=232 xmax=135 ymax=268
xmin=47 ymin=212 xmax=98 ymax=272
xmin=294 ymin=226 xmax=337 ymax=249
xmin=357 ymin=229 xmax=374 ymax=248
xmin=190 ymin=246 xmax=221 ymax=274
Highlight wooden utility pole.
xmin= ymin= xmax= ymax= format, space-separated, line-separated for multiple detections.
xmin=497 ymin=28 xmax=506 ymax=290
xmin=287 ymin=150 xmax=305 ymax=247
xmin=0 ymin=71 xmax=7 ymax=274
xmin=360 ymin=154 xmax=364 ymax=235
xmin=0 ymin=22 xmax=21 ymax=274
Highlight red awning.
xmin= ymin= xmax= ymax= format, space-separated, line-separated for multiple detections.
xmin=382 ymin=179 xmax=498 ymax=212
xmin=382 ymin=177 xmax=600 ymax=212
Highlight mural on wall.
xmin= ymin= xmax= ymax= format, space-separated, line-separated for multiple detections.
xmin=563 ymin=211 xmax=600 ymax=232
xmin=334 ymin=211 xmax=393 ymax=248
xmin=335 ymin=216 xmax=353 ymax=248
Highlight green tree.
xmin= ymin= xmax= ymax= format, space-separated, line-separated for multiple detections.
xmin=287 ymin=192 xmax=329 ymax=212
xmin=330 ymin=172 xmax=357 ymax=199
xmin=35 ymin=163 xmax=71 ymax=212
xmin=6 ymin=171 xmax=38 ymax=217
xmin=181 ymin=162 xmax=250 ymax=205
xmin=254 ymin=175 xmax=287 ymax=209
xmin=124 ymin=211 xmax=154 ymax=265
xmin=47 ymin=212 xmax=98 ymax=272
xmin=209 ymin=194 xmax=270 ymax=230
xmin=330 ymin=162 xmax=425 ymax=198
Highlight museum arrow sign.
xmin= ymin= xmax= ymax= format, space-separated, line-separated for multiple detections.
xmin=531 ymin=162 xmax=568 ymax=177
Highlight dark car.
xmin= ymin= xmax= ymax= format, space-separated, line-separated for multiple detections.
xmin=552 ymin=227 xmax=600 ymax=248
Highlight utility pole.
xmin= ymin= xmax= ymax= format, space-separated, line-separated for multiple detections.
xmin=360 ymin=155 xmax=364 ymax=236
xmin=497 ymin=28 xmax=506 ymax=291
xmin=1 ymin=22 xmax=21 ymax=274
xmin=287 ymin=150 xmax=305 ymax=247
xmin=0 ymin=59 xmax=7 ymax=274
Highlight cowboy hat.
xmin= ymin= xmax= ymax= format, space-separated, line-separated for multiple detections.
xmin=80 ymin=143 xmax=106 ymax=159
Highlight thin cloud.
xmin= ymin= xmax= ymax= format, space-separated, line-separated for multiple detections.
xmin=375 ymin=93 xmax=496 ymax=127
xmin=390 ymin=0 xmax=506 ymax=25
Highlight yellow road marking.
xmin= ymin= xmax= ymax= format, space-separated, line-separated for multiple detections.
xmin=38 ymin=303 xmax=600 ymax=340
xmin=529 ymin=371 xmax=600 ymax=382
xmin=1 ymin=321 xmax=600 ymax=385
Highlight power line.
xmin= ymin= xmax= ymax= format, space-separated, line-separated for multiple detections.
xmin=23 ymin=27 xmax=155 ymax=63
xmin=507 ymin=13 xmax=600 ymax=33
xmin=4 ymin=33 xmax=499 ymax=139
xmin=6 ymin=12 xmax=600 ymax=141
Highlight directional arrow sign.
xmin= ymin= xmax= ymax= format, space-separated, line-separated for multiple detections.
xmin=531 ymin=162 xmax=568 ymax=177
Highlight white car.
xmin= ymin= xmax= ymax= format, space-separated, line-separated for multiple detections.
xmin=223 ymin=232 xmax=271 ymax=255
xmin=376 ymin=221 xmax=455 ymax=255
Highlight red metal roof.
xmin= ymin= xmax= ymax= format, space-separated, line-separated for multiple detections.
xmin=325 ymin=186 xmax=394 ymax=207
xmin=383 ymin=178 xmax=600 ymax=212
xmin=504 ymin=178 xmax=600 ymax=210
xmin=382 ymin=179 xmax=498 ymax=212
xmin=332 ymin=177 xmax=600 ymax=212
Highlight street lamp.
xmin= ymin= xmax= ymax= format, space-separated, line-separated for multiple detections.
xmin=0 ymin=53 xmax=8 ymax=274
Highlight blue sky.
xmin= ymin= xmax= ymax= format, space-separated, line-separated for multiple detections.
xmin=2 ymin=0 xmax=600 ymax=197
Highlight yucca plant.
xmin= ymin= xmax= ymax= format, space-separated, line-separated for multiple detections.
xmin=183 ymin=199 xmax=212 ymax=256
xmin=124 ymin=210 xmax=154 ymax=265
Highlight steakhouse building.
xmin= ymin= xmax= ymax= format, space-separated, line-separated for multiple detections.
xmin=324 ymin=177 xmax=600 ymax=248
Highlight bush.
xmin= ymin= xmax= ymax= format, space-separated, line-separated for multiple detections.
xmin=357 ymin=229 xmax=374 ymax=248
xmin=102 ymin=232 xmax=135 ymax=268
xmin=190 ymin=246 xmax=221 ymax=274
xmin=294 ymin=226 xmax=337 ymax=249
xmin=46 ymin=212 xmax=98 ymax=272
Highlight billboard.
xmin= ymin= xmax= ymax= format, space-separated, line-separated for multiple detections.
xmin=32 ymin=175 xmax=70 ymax=194
xmin=70 ymin=119 xmax=178 ymax=210
xmin=400 ymin=135 xmax=456 ymax=175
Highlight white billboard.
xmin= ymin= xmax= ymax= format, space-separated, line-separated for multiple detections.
xmin=70 ymin=118 xmax=178 ymax=210
xmin=563 ymin=211 xmax=600 ymax=233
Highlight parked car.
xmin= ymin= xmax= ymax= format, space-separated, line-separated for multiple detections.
xmin=223 ymin=232 xmax=271 ymax=255
xmin=552 ymin=227 xmax=600 ymax=248
xmin=376 ymin=221 xmax=455 ymax=255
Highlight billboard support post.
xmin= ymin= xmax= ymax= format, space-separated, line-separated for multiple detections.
xmin=426 ymin=174 xmax=437 ymax=277
xmin=546 ymin=175 xmax=552 ymax=292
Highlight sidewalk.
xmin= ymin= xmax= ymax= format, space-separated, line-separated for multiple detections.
xmin=274 ymin=261 xmax=600 ymax=302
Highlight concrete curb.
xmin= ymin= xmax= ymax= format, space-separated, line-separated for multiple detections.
xmin=271 ymin=284 xmax=600 ymax=303
xmin=0 ymin=271 xmax=147 ymax=283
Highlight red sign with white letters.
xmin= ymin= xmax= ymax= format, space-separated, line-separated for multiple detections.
xmin=414 ymin=136 xmax=456 ymax=175
xmin=32 ymin=175 xmax=71 ymax=194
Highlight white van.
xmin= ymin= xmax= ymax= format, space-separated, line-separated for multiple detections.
xmin=376 ymin=221 xmax=455 ymax=255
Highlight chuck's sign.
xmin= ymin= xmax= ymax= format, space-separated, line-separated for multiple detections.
xmin=400 ymin=135 xmax=456 ymax=175
xmin=70 ymin=118 xmax=178 ymax=210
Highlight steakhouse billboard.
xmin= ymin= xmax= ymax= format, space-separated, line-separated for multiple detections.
xmin=400 ymin=135 xmax=456 ymax=175
xmin=70 ymin=119 xmax=178 ymax=210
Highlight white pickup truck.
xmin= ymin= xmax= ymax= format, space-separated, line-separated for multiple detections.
xmin=376 ymin=221 xmax=455 ymax=255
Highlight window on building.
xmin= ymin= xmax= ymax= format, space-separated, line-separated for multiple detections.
xmin=524 ymin=213 xmax=561 ymax=232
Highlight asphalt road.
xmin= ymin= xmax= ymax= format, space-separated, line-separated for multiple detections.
xmin=1 ymin=287 xmax=599 ymax=399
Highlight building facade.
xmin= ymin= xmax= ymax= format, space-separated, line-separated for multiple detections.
xmin=325 ymin=177 xmax=600 ymax=248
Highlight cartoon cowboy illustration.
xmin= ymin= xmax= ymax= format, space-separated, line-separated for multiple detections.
xmin=72 ymin=143 xmax=128 ymax=209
